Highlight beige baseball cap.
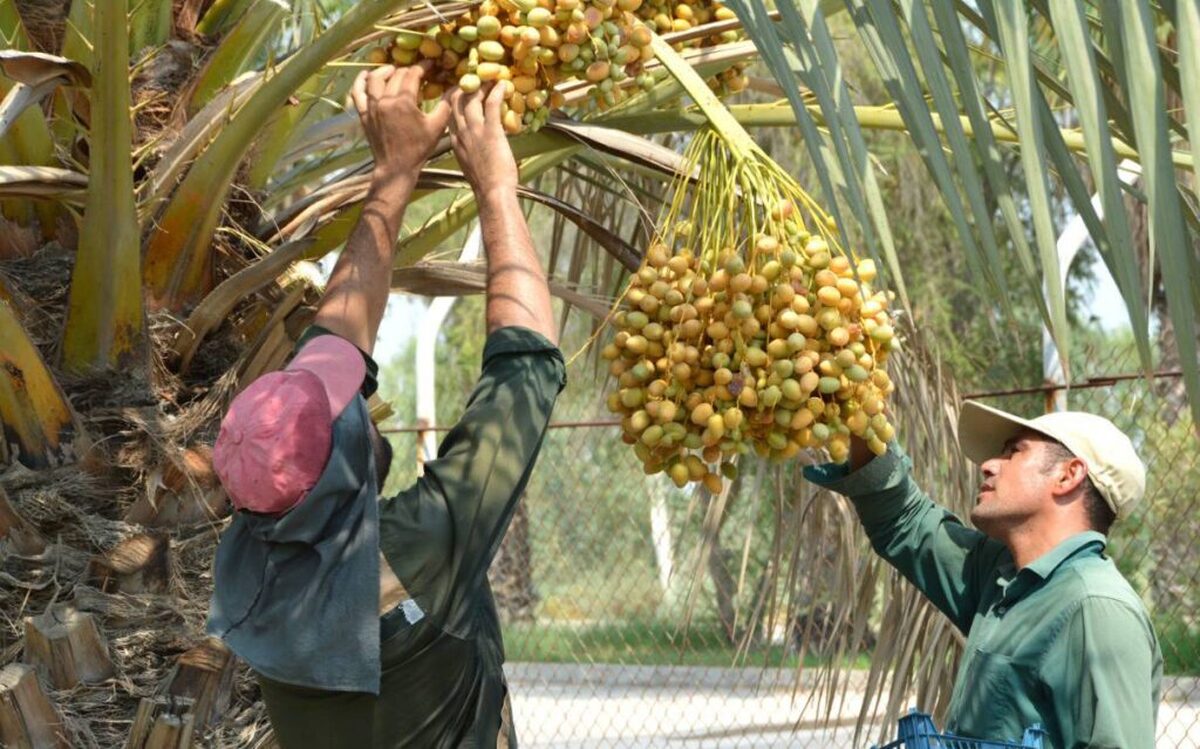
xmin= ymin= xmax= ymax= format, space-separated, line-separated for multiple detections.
xmin=957 ymin=401 xmax=1146 ymax=519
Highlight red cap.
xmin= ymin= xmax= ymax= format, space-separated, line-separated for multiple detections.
xmin=213 ymin=336 xmax=366 ymax=515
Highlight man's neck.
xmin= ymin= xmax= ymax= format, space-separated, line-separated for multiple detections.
xmin=1002 ymin=517 xmax=1091 ymax=569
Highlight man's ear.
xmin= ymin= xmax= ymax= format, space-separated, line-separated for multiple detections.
xmin=1051 ymin=457 xmax=1090 ymax=498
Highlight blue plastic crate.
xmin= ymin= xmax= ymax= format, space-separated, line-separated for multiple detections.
xmin=872 ymin=709 xmax=1046 ymax=749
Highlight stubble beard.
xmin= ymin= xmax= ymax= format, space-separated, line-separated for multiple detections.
xmin=969 ymin=497 xmax=1015 ymax=540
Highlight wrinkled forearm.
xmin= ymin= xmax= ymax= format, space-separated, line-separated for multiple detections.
xmin=313 ymin=176 xmax=416 ymax=354
xmin=477 ymin=190 xmax=556 ymax=344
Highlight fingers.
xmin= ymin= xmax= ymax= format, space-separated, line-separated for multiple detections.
xmin=402 ymin=61 xmax=432 ymax=97
xmin=388 ymin=59 xmax=431 ymax=99
xmin=427 ymin=97 xmax=453 ymax=135
xmin=351 ymin=71 xmax=369 ymax=116
xmin=382 ymin=64 xmax=408 ymax=99
xmin=449 ymin=82 xmax=510 ymax=148
xmin=484 ymin=80 xmax=506 ymax=124
xmin=461 ymin=86 xmax=485 ymax=128
xmin=449 ymin=87 xmax=467 ymax=132
xmin=365 ymin=64 xmax=394 ymax=102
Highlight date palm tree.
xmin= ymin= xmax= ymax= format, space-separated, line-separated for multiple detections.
xmin=0 ymin=0 xmax=1195 ymax=745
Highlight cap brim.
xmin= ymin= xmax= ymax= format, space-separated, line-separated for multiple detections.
xmin=287 ymin=335 xmax=366 ymax=418
xmin=957 ymin=401 xmax=1041 ymax=465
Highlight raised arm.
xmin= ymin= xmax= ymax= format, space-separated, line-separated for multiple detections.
xmin=312 ymin=63 xmax=451 ymax=355
xmin=805 ymin=442 xmax=1008 ymax=633
xmin=448 ymin=84 xmax=556 ymax=344
xmin=376 ymin=86 xmax=565 ymax=627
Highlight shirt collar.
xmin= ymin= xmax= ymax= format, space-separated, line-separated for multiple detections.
xmin=1023 ymin=530 xmax=1107 ymax=579
xmin=994 ymin=531 xmax=1106 ymax=605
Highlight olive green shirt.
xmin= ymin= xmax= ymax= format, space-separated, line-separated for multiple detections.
xmin=805 ymin=446 xmax=1162 ymax=749
xmin=371 ymin=326 xmax=565 ymax=747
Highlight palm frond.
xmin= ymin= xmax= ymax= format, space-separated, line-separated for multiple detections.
xmin=61 ymin=0 xmax=144 ymax=373
xmin=735 ymin=0 xmax=1200 ymax=429
xmin=390 ymin=260 xmax=613 ymax=319
xmin=0 ymin=165 xmax=87 ymax=201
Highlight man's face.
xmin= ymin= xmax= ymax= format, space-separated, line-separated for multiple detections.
xmin=970 ymin=430 xmax=1056 ymax=537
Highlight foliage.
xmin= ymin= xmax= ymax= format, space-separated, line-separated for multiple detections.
xmin=733 ymin=0 xmax=1200 ymax=426
xmin=2 ymin=0 xmax=1200 ymax=744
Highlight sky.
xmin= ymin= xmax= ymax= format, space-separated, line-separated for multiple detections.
xmin=1083 ymin=255 xmax=1134 ymax=332
xmin=374 ymin=294 xmax=425 ymax=366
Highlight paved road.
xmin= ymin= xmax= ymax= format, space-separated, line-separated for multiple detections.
xmin=505 ymin=663 xmax=1200 ymax=749
xmin=507 ymin=663 xmax=886 ymax=748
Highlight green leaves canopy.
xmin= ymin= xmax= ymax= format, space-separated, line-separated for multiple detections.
xmin=732 ymin=0 xmax=1200 ymax=425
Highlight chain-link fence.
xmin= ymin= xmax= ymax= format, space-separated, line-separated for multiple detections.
xmin=381 ymin=342 xmax=1200 ymax=748
xmin=386 ymin=398 xmax=878 ymax=747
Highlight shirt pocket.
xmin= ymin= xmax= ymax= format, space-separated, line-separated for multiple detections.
xmin=380 ymin=593 xmax=437 ymax=664
xmin=949 ymin=648 xmax=1024 ymax=740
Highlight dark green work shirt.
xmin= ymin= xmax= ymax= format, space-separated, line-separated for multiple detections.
xmin=255 ymin=326 xmax=566 ymax=749
xmin=805 ymin=447 xmax=1162 ymax=749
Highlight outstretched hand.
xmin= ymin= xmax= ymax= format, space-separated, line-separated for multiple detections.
xmin=351 ymin=61 xmax=451 ymax=188
xmin=849 ymin=435 xmax=875 ymax=471
xmin=448 ymin=83 xmax=519 ymax=201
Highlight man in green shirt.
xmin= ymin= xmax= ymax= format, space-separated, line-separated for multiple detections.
xmin=805 ymin=402 xmax=1162 ymax=748
xmin=208 ymin=62 xmax=564 ymax=747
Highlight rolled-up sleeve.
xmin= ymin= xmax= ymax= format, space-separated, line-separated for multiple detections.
xmin=379 ymin=326 xmax=566 ymax=630
xmin=804 ymin=447 xmax=1006 ymax=633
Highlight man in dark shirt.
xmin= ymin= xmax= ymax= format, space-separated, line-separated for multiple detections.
xmin=806 ymin=404 xmax=1161 ymax=747
xmin=207 ymin=62 xmax=564 ymax=748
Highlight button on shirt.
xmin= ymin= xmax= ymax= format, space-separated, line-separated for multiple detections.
xmin=805 ymin=446 xmax=1162 ymax=749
